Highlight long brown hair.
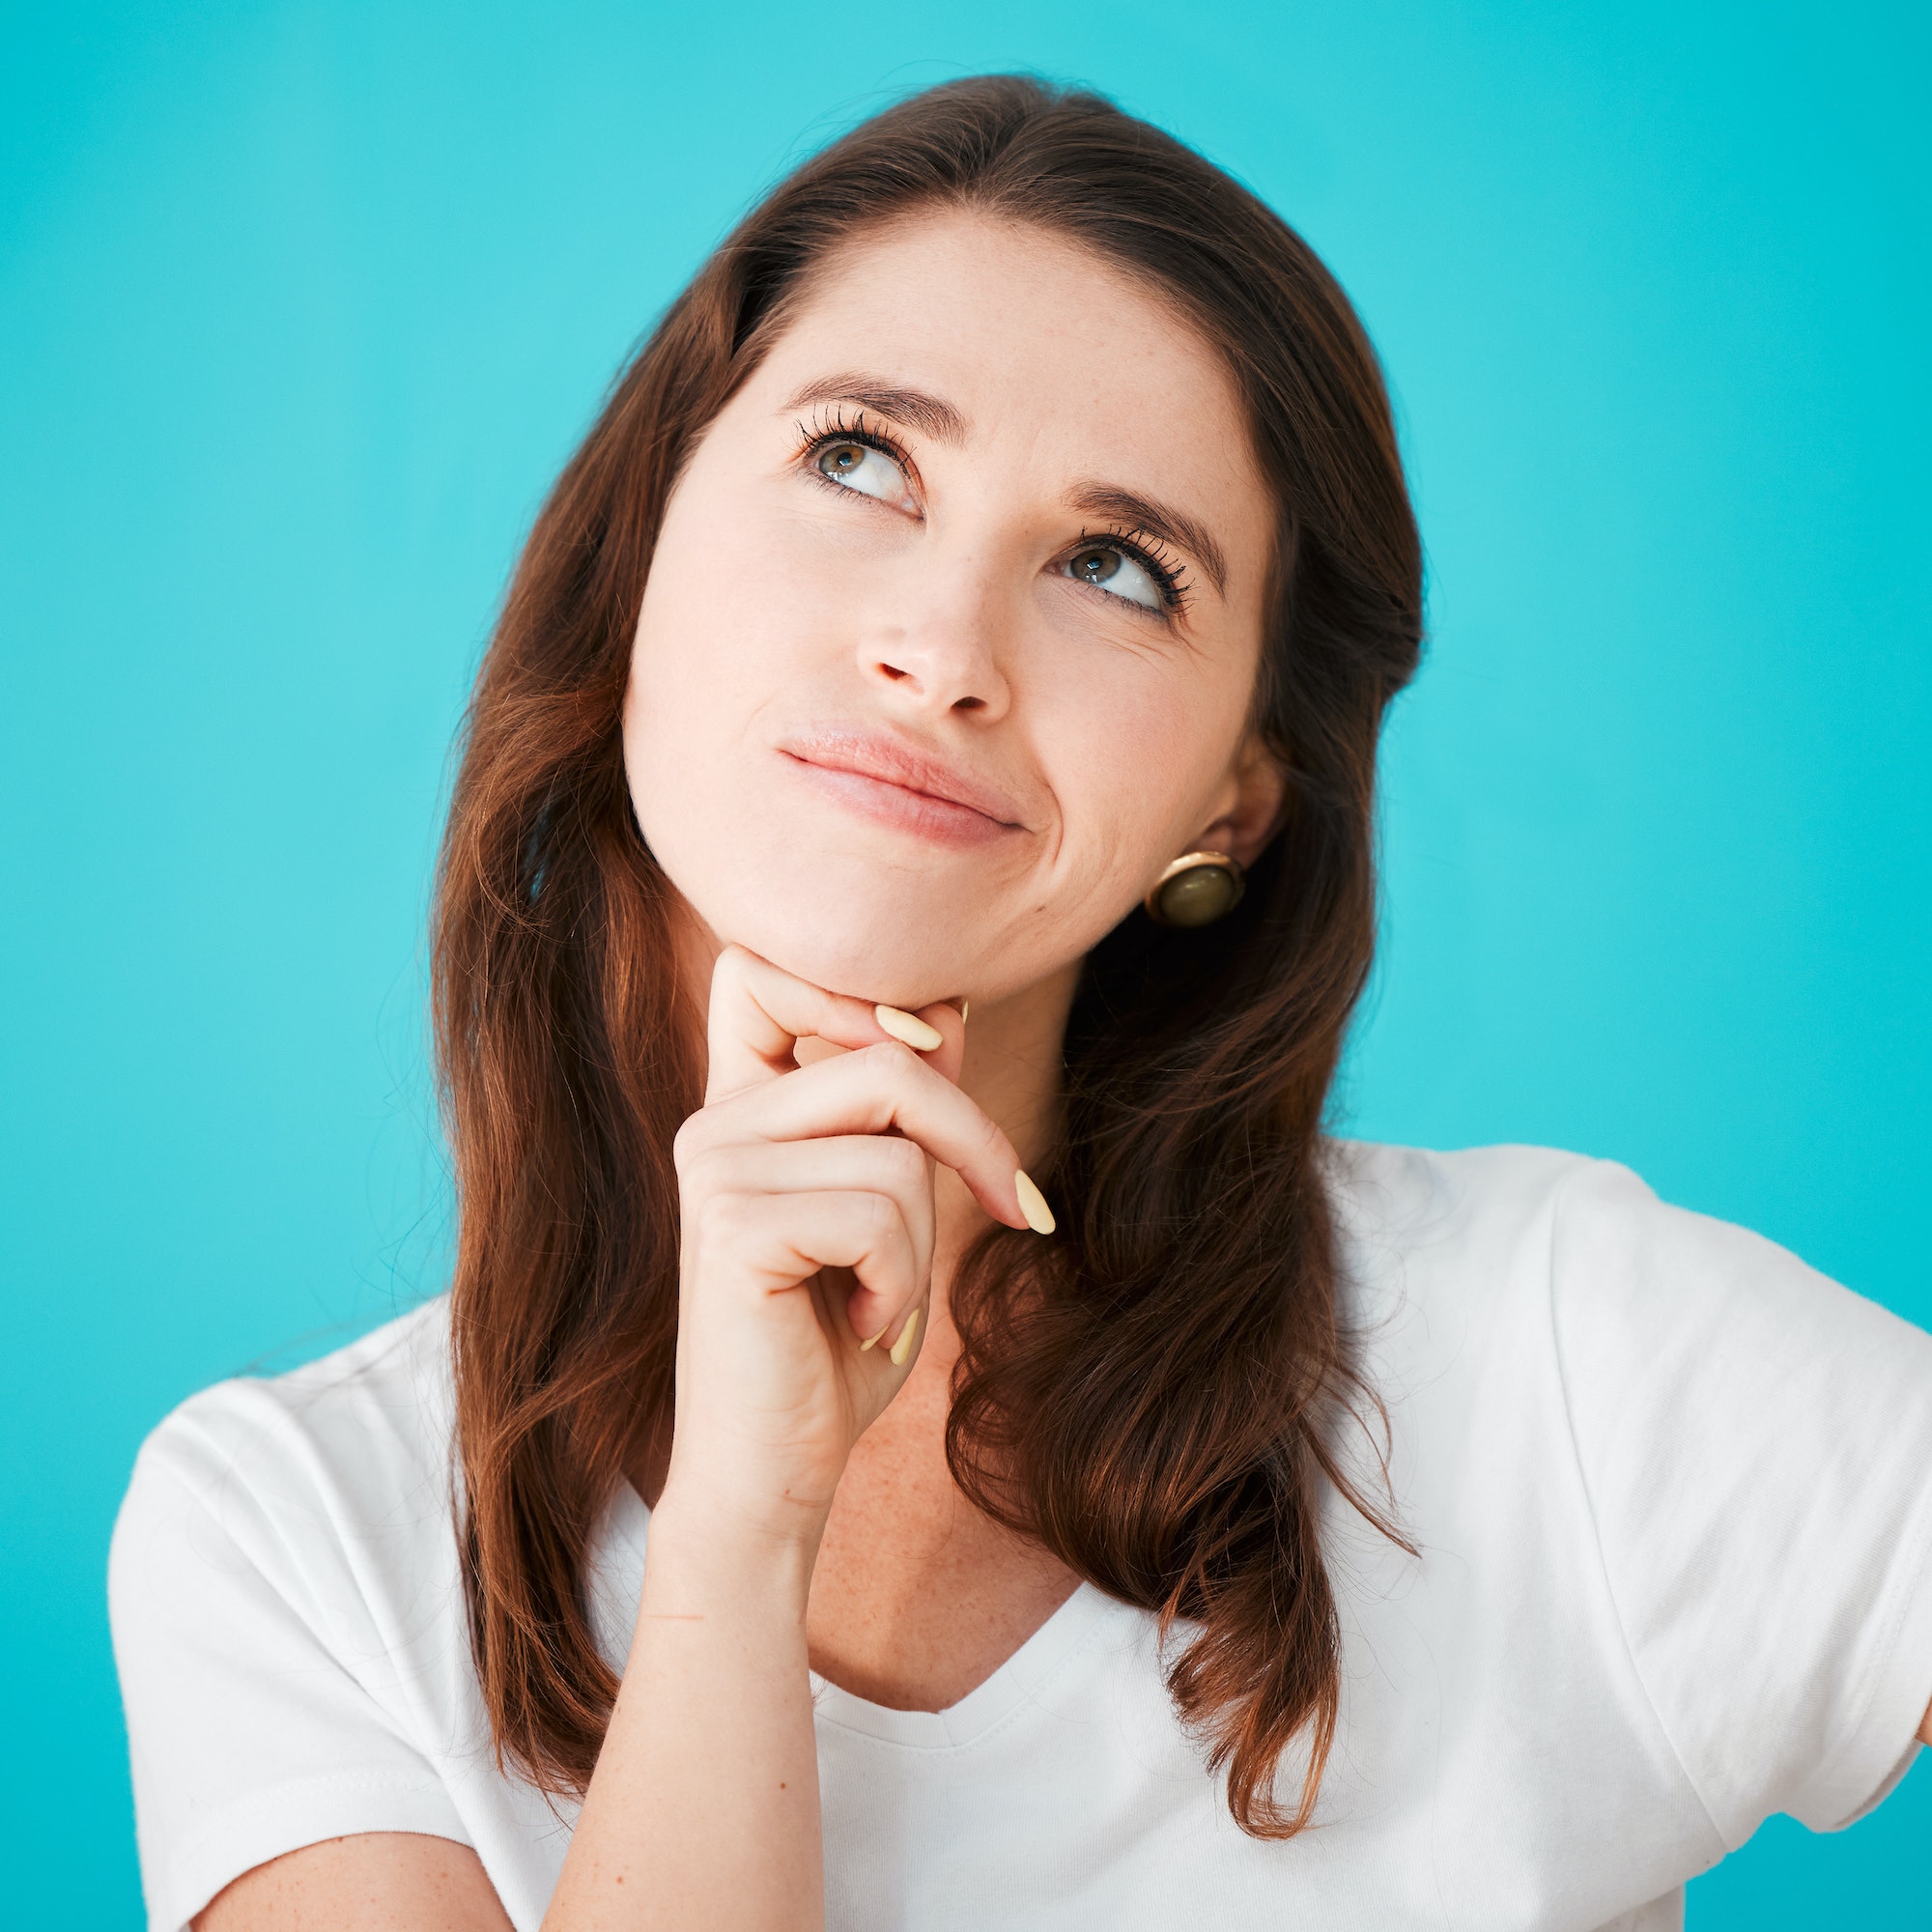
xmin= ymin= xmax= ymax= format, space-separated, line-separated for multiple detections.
xmin=435 ymin=74 xmax=1422 ymax=1838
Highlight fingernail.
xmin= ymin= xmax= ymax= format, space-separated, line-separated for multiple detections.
xmin=1014 ymin=1169 xmax=1056 ymax=1236
xmin=875 ymin=1004 xmax=943 ymax=1052
xmin=889 ymin=1306 xmax=922 ymax=1367
xmin=858 ymin=1324 xmax=888 ymax=1352
xmin=959 ymin=999 xmax=970 ymax=1024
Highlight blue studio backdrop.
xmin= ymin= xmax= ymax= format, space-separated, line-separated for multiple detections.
xmin=3 ymin=3 xmax=1926 ymax=1923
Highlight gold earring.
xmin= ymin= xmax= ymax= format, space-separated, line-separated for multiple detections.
xmin=1144 ymin=850 xmax=1246 ymax=927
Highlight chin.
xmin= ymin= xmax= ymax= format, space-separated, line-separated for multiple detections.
xmin=694 ymin=872 xmax=980 ymax=1010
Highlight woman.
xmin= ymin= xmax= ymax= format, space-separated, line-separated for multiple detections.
xmin=110 ymin=75 xmax=1932 ymax=1932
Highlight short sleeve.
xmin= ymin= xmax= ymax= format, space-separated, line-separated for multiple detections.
xmin=1551 ymin=1160 xmax=1932 ymax=1845
xmin=109 ymin=1394 xmax=471 ymax=1932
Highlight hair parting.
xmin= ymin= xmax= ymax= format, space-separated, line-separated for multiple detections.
xmin=434 ymin=72 xmax=1423 ymax=1837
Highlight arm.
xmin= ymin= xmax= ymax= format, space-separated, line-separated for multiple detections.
xmin=544 ymin=1503 xmax=822 ymax=1926
xmin=197 ymin=1835 xmax=514 ymax=1930
xmin=200 ymin=948 xmax=1035 ymax=1931
xmin=545 ymin=949 xmax=1030 ymax=1928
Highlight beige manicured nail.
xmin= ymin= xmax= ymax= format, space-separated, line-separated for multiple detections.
xmin=1014 ymin=1169 xmax=1056 ymax=1236
xmin=858 ymin=1324 xmax=888 ymax=1352
xmin=959 ymin=999 xmax=970 ymax=1024
xmin=875 ymin=1004 xmax=943 ymax=1052
xmin=888 ymin=1306 xmax=922 ymax=1367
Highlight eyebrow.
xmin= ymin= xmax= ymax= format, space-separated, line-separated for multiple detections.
xmin=1071 ymin=484 xmax=1229 ymax=599
xmin=783 ymin=373 xmax=968 ymax=446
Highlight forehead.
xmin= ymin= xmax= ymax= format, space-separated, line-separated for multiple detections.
xmin=751 ymin=213 xmax=1268 ymax=526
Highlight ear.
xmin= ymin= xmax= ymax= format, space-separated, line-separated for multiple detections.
xmin=1188 ymin=733 xmax=1288 ymax=867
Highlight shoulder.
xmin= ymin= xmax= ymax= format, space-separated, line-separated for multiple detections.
xmin=110 ymin=1297 xmax=457 ymax=1614
xmin=1325 ymin=1135 xmax=1932 ymax=1439
xmin=1323 ymin=1138 xmax=1622 ymax=1316
xmin=1324 ymin=1137 xmax=1600 ymax=1236
xmin=109 ymin=1302 xmax=490 ymax=1931
xmin=1321 ymin=1139 xmax=1932 ymax=1425
xmin=123 ymin=1293 xmax=453 ymax=1498
xmin=1322 ymin=1145 xmax=1932 ymax=1847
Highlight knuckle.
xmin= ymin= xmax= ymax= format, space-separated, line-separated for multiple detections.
xmin=691 ymin=1189 xmax=751 ymax=1249
xmin=677 ymin=1144 xmax=731 ymax=1197
xmin=884 ymin=1137 xmax=927 ymax=1186
xmin=864 ymin=1038 xmax=920 ymax=1080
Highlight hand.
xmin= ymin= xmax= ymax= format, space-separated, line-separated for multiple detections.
xmin=660 ymin=946 xmax=1037 ymax=1548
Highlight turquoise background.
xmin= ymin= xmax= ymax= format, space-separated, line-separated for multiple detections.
xmin=3 ymin=2 xmax=1926 ymax=1921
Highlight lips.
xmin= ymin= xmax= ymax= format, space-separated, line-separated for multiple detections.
xmin=778 ymin=728 xmax=1030 ymax=833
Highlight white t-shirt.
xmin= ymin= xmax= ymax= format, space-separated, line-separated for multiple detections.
xmin=109 ymin=1144 xmax=1932 ymax=1932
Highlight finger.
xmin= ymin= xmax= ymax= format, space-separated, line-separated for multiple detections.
xmin=809 ymin=1272 xmax=926 ymax=1367
xmin=849 ymin=1274 xmax=924 ymax=1358
xmin=681 ymin=1135 xmax=937 ymax=1261
xmin=881 ymin=1293 xmax=928 ymax=1369
xmin=702 ymin=1039 xmax=1033 ymax=1230
xmin=704 ymin=946 xmax=943 ymax=1102
xmin=690 ymin=1190 xmax=922 ymax=1328
xmin=901 ymin=999 xmax=967 ymax=1086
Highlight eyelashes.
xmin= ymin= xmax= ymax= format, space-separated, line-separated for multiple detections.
xmin=792 ymin=409 xmax=1193 ymax=619
xmin=797 ymin=407 xmax=908 ymax=480
xmin=1068 ymin=525 xmax=1191 ymax=615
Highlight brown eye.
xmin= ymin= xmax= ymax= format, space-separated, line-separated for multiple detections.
xmin=813 ymin=438 xmax=911 ymax=508
xmin=1068 ymin=545 xmax=1122 ymax=586
xmin=1062 ymin=540 xmax=1164 ymax=611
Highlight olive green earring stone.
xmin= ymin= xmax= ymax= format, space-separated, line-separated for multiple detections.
xmin=1153 ymin=861 xmax=1243 ymax=927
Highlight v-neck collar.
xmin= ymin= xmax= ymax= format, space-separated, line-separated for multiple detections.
xmin=809 ymin=1579 xmax=1116 ymax=1750
xmin=590 ymin=1483 xmax=1124 ymax=1753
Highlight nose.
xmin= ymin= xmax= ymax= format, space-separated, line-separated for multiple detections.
xmin=859 ymin=554 xmax=1012 ymax=722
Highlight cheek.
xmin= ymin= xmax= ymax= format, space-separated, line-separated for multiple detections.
xmin=625 ymin=482 xmax=841 ymax=789
xmin=1033 ymin=647 xmax=1250 ymax=895
xmin=624 ymin=491 xmax=762 ymax=868
xmin=633 ymin=490 xmax=796 ymax=710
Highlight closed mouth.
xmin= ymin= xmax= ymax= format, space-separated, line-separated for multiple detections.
xmin=779 ymin=730 xmax=1029 ymax=832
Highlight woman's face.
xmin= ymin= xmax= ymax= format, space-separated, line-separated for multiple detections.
xmin=624 ymin=212 xmax=1280 ymax=1010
